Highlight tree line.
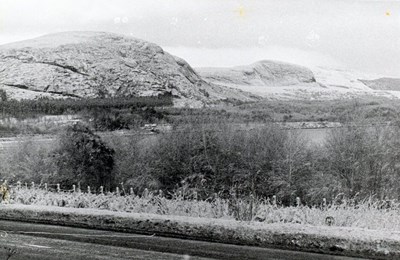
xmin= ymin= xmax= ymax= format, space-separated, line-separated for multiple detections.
xmin=0 ymin=94 xmax=172 ymax=118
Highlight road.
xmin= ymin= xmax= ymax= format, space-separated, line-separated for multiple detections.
xmin=0 ymin=220 xmax=364 ymax=260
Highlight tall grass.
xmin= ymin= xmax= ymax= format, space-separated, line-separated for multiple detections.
xmin=10 ymin=187 xmax=231 ymax=219
xmin=8 ymin=186 xmax=400 ymax=231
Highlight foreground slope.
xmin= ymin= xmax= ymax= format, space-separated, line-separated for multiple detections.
xmin=0 ymin=32 xmax=256 ymax=107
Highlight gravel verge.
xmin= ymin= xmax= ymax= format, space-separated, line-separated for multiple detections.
xmin=0 ymin=204 xmax=398 ymax=259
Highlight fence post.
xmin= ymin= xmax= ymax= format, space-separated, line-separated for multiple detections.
xmin=272 ymin=195 xmax=277 ymax=206
xmin=87 ymin=186 xmax=91 ymax=194
xmin=44 ymin=183 xmax=48 ymax=192
xmin=143 ymin=188 xmax=149 ymax=198
xmin=116 ymin=187 xmax=120 ymax=195
xmin=100 ymin=186 xmax=104 ymax=194
xmin=129 ymin=187 xmax=134 ymax=196
xmin=31 ymin=182 xmax=35 ymax=189
xmin=296 ymin=197 xmax=301 ymax=207
xmin=57 ymin=183 xmax=60 ymax=193
xmin=24 ymin=182 xmax=28 ymax=189
xmin=72 ymin=185 xmax=76 ymax=193
xmin=249 ymin=194 xmax=254 ymax=220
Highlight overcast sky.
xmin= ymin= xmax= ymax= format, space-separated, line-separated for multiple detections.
xmin=0 ymin=0 xmax=399 ymax=76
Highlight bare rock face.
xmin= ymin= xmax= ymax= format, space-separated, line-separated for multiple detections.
xmin=0 ymin=32 xmax=256 ymax=107
xmin=197 ymin=60 xmax=316 ymax=88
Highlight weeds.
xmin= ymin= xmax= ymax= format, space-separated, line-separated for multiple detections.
xmin=1 ymin=246 xmax=17 ymax=260
xmin=7 ymin=186 xmax=400 ymax=231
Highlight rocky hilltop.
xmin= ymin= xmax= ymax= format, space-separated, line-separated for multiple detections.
xmin=198 ymin=61 xmax=400 ymax=100
xmin=197 ymin=60 xmax=326 ymax=99
xmin=0 ymin=32 xmax=256 ymax=107
xmin=359 ymin=78 xmax=400 ymax=91
xmin=197 ymin=60 xmax=316 ymax=88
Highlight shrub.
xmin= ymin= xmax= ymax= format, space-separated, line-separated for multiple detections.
xmin=52 ymin=123 xmax=115 ymax=191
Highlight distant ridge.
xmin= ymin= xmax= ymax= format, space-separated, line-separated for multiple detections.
xmin=197 ymin=61 xmax=400 ymax=100
xmin=359 ymin=78 xmax=400 ymax=91
xmin=0 ymin=32 xmax=257 ymax=107
xmin=197 ymin=60 xmax=316 ymax=88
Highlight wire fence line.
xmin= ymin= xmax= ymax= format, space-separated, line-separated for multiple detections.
xmin=0 ymin=180 xmax=338 ymax=209
xmin=3 ymin=179 xmax=400 ymax=227
xmin=2 ymin=181 xmax=136 ymax=196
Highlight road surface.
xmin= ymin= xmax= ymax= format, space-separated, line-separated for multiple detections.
xmin=0 ymin=220 xmax=364 ymax=260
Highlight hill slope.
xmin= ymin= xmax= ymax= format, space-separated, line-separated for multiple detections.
xmin=198 ymin=60 xmax=317 ymax=87
xmin=198 ymin=61 xmax=400 ymax=100
xmin=0 ymin=32 xmax=256 ymax=107
xmin=359 ymin=78 xmax=400 ymax=91
xmin=197 ymin=60 xmax=326 ymax=99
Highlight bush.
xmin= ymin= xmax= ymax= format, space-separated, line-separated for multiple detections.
xmin=87 ymin=106 xmax=167 ymax=131
xmin=322 ymin=124 xmax=400 ymax=200
xmin=130 ymin=123 xmax=313 ymax=204
xmin=52 ymin=123 xmax=115 ymax=191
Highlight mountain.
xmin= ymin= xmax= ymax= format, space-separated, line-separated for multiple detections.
xmin=3 ymin=32 xmax=398 ymax=105
xmin=198 ymin=60 xmax=317 ymax=87
xmin=198 ymin=61 xmax=400 ymax=100
xmin=359 ymin=78 xmax=400 ymax=91
xmin=0 ymin=32 xmax=257 ymax=107
xmin=197 ymin=60 xmax=328 ymax=99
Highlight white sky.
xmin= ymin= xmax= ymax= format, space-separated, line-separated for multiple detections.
xmin=0 ymin=0 xmax=399 ymax=76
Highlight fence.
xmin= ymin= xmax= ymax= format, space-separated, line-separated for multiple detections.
xmin=7 ymin=181 xmax=137 ymax=196
xmin=2 ymin=179 xmax=388 ymax=211
xmin=2 ymin=180 xmax=338 ymax=209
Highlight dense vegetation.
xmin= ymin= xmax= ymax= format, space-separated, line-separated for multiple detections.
xmin=0 ymin=95 xmax=172 ymax=118
xmin=108 ymin=120 xmax=400 ymax=205
xmin=2 ymin=95 xmax=400 ymax=206
xmin=3 ymin=118 xmax=400 ymax=206
xmin=52 ymin=124 xmax=115 ymax=191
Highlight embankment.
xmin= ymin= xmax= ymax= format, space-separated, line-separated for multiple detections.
xmin=0 ymin=204 xmax=398 ymax=259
